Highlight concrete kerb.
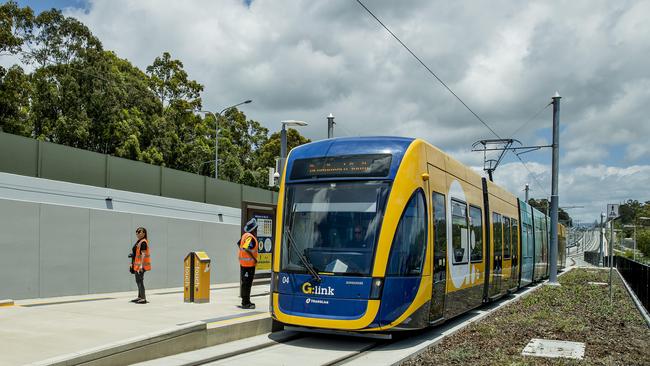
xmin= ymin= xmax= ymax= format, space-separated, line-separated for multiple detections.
xmin=30 ymin=315 xmax=275 ymax=366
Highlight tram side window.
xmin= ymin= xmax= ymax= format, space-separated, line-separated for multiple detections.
xmin=386 ymin=190 xmax=427 ymax=276
xmin=469 ymin=206 xmax=483 ymax=262
xmin=504 ymin=217 xmax=511 ymax=259
xmin=432 ymin=192 xmax=447 ymax=259
xmin=493 ymin=213 xmax=503 ymax=258
xmin=523 ymin=223 xmax=533 ymax=258
xmin=451 ymin=200 xmax=468 ymax=263
xmin=511 ymin=219 xmax=519 ymax=259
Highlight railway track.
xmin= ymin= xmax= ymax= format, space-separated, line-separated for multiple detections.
xmin=140 ymin=278 xmax=552 ymax=366
xmin=185 ymin=332 xmax=385 ymax=366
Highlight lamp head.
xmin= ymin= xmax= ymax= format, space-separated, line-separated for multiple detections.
xmin=281 ymin=120 xmax=308 ymax=127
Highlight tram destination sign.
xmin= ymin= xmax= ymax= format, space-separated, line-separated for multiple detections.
xmin=291 ymin=154 xmax=392 ymax=180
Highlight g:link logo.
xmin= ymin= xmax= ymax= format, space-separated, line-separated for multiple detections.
xmin=301 ymin=282 xmax=335 ymax=296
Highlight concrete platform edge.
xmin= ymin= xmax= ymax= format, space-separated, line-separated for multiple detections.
xmin=30 ymin=322 xmax=206 ymax=366
xmin=30 ymin=316 xmax=275 ymax=366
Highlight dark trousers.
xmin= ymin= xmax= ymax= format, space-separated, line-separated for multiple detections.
xmin=240 ymin=266 xmax=255 ymax=305
xmin=135 ymin=271 xmax=146 ymax=299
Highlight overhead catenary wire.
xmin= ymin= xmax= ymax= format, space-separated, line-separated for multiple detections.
xmin=355 ymin=0 xmax=561 ymax=188
xmin=354 ymin=0 xmax=501 ymax=140
xmin=510 ymin=102 xmax=552 ymax=138
xmin=511 ymin=150 xmax=549 ymax=196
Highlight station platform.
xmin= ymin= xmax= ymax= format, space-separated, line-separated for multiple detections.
xmin=0 ymin=279 xmax=271 ymax=366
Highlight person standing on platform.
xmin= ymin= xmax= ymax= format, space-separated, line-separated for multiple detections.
xmin=129 ymin=227 xmax=151 ymax=304
xmin=237 ymin=218 xmax=259 ymax=309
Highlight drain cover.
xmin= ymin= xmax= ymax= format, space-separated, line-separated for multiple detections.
xmin=522 ymin=339 xmax=585 ymax=360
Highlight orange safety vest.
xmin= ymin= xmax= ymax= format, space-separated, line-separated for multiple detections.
xmin=133 ymin=238 xmax=151 ymax=272
xmin=238 ymin=233 xmax=258 ymax=267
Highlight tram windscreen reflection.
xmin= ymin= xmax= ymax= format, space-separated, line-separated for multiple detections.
xmin=281 ymin=181 xmax=390 ymax=275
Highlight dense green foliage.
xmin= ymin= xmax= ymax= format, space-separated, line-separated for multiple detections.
xmin=0 ymin=2 xmax=309 ymax=189
xmin=617 ymin=200 xmax=650 ymax=258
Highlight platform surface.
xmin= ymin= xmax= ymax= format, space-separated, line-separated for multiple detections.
xmin=0 ymin=279 xmax=270 ymax=366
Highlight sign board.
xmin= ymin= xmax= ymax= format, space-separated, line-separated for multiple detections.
xmin=242 ymin=202 xmax=277 ymax=272
xmin=607 ymin=204 xmax=619 ymax=219
xmin=253 ymin=212 xmax=274 ymax=271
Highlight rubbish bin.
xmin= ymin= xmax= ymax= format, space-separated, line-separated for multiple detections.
xmin=183 ymin=251 xmax=211 ymax=303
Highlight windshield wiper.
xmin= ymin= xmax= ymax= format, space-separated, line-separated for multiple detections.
xmin=284 ymin=228 xmax=322 ymax=283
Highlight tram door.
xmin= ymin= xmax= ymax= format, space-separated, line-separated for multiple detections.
xmin=428 ymin=170 xmax=447 ymax=322
xmin=489 ymin=212 xmax=503 ymax=297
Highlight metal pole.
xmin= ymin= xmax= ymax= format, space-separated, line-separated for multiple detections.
xmin=214 ymin=112 xmax=219 ymax=180
xmin=609 ymin=219 xmax=614 ymax=302
xmin=634 ymin=223 xmax=637 ymax=261
xmin=280 ymin=124 xmax=287 ymax=177
xmin=548 ymin=92 xmax=561 ymax=285
xmin=327 ymin=113 xmax=335 ymax=139
xmin=525 ymin=184 xmax=529 ymax=202
xmin=599 ymin=213 xmax=604 ymax=266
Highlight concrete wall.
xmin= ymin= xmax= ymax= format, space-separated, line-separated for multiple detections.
xmin=0 ymin=197 xmax=240 ymax=300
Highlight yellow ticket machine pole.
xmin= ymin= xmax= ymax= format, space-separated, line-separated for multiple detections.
xmin=183 ymin=251 xmax=211 ymax=303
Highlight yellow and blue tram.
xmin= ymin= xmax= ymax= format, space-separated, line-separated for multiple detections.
xmin=270 ymin=137 xmax=566 ymax=332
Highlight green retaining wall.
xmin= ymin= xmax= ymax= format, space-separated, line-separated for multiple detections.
xmin=0 ymin=132 xmax=276 ymax=208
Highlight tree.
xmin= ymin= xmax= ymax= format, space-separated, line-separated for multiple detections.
xmin=146 ymin=52 xmax=203 ymax=110
xmin=217 ymin=108 xmax=269 ymax=184
xmin=637 ymin=229 xmax=650 ymax=258
xmin=255 ymin=128 xmax=311 ymax=171
xmin=0 ymin=65 xmax=32 ymax=135
xmin=0 ymin=3 xmax=313 ymax=190
xmin=619 ymin=199 xmax=640 ymax=225
xmin=25 ymin=8 xmax=102 ymax=67
xmin=0 ymin=1 xmax=33 ymax=55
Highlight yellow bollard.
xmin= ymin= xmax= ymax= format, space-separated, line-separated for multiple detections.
xmin=183 ymin=251 xmax=211 ymax=303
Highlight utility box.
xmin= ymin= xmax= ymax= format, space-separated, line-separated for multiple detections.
xmin=183 ymin=251 xmax=211 ymax=303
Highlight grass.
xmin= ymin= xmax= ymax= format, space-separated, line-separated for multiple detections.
xmin=402 ymin=268 xmax=650 ymax=365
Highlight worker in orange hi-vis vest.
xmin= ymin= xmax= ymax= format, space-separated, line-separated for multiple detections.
xmin=237 ymin=218 xmax=258 ymax=309
xmin=129 ymin=227 xmax=151 ymax=304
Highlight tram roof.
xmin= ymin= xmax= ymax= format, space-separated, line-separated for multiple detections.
xmin=286 ymin=136 xmax=415 ymax=182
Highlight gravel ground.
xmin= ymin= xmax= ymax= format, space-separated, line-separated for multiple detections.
xmin=402 ymin=268 xmax=650 ymax=365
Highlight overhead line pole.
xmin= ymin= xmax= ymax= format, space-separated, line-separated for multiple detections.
xmin=548 ymin=92 xmax=561 ymax=285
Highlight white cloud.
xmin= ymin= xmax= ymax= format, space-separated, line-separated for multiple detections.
xmin=494 ymin=162 xmax=650 ymax=223
xmin=3 ymin=0 xmax=648 ymax=219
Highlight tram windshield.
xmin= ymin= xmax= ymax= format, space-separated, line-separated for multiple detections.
xmin=281 ymin=181 xmax=390 ymax=276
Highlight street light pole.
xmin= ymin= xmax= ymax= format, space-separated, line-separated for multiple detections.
xmin=609 ymin=217 xmax=615 ymax=303
xmin=188 ymin=100 xmax=252 ymax=179
xmin=279 ymin=120 xmax=308 ymax=178
xmin=327 ymin=113 xmax=335 ymax=139
xmin=599 ymin=212 xmax=605 ymax=266
xmin=548 ymin=92 xmax=561 ymax=285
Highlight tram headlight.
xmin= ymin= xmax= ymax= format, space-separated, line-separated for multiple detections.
xmin=370 ymin=277 xmax=384 ymax=299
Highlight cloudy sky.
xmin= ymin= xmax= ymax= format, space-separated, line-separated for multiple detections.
xmin=9 ymin=0 xmax=650 ymax=224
